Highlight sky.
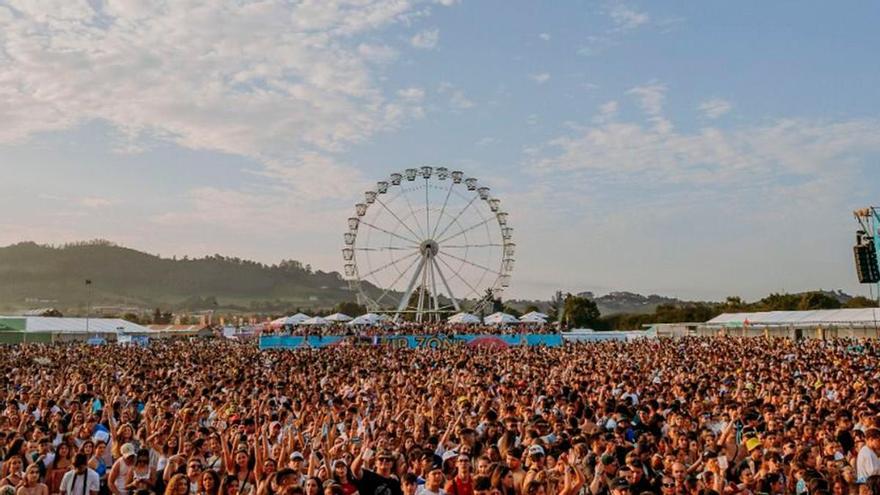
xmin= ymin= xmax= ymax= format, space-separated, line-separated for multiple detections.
xmin=1 ymin=0 xmax=879 ymax=302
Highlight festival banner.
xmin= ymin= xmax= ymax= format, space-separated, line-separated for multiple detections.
xmin=258 ymin=333 xmax=562 ymax=350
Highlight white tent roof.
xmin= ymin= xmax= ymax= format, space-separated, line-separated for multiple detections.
xmin=705 ymin=308 xmax=880 ymax=327
xmin=325 ymin=312 xmax=353 ymax=322
xmin=484 ymin=312 xmax=519 ymax=325
xmin=349 ymin=313 xmax=382 ymax=325
xmin=519 ymin=313 xmax=547 ymax=323
xmin=286 ymin=313 xmax=311 ymax=324
xmin=301 ymin=316 xmax=330 ymax=326
xmin=521 ymin=311 xmax=549 ymax=319
xmin=0 ymin=316 xmax=156 ymax=334
xmin=448 ymin=312 xmax=481 ymax=324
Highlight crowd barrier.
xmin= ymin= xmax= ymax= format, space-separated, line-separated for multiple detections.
xmin=259 ymin=333 xmax=563 ymax=350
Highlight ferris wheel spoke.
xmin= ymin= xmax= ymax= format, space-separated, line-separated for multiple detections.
xmin=436 ymin=255 xmax=481 ymax=301
xmin=431 ymin=181 xmax=455 ymax=239
xmin=438 ymin=251 xmax=503 ymax=277
xmin=355 ymin=246 xmax=416 ymax=252
xmin=431 ymin=256 xmax=460 ymax=312
xmin=437 ymin=217 xmax=496 ymax=245
xmin=374 ymin=197 xmax=424 ymax=243
xmin=441 ymin=243 xmax=503 ymax=249
xmin=374 ymin=254 xmax=421 ymax=306
xmin=434 ymin=194 xmax=479 ymax=241
xmin=424 ymin=177 xmax=431 ymax=241
xmin=400 ymin=185 xmax=427 ymax=239
xmin=359 ymin=220 xmax=421 ymax=246
xmin=359 ymin=250 xmax=420 ymax=279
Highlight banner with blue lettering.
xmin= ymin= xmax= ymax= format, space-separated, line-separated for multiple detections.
xmin=259 ymin=334 xmax=562 ymax=350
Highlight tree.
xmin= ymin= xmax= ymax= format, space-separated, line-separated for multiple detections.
xmin=122 ymin=313 xmax=141 ymax=324
xmin=797 ymin=292 xmax=841 ymax=310
xmin=562 ymin=294 xmax=601 ymax=329
xmin=336 ymin=301 xmax=367 ymax=316
xmin=844 ymin=296 xmax=879 ymax=308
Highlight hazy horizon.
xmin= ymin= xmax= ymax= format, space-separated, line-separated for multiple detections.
xmin=1 ymin=1 xmax=879 ymax=302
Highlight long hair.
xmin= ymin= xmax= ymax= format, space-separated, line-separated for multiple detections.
xmin=491 ymin=465 xmax=515 ymax=495
xmin=165 ymin=474 xmax=189 ymax=495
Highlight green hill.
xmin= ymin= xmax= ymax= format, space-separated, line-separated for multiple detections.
xmin=0 ymin=240 xmax=371 ymax=315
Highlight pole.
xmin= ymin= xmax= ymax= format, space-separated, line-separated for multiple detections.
xmin=85 ymin=279 xmax=92 ymax=335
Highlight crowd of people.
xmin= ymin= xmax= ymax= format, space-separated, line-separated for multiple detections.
xmin=2 ymin=337 xmax=880 ymax=495
xmin=261 ymin=322 xmax=556 ymax=337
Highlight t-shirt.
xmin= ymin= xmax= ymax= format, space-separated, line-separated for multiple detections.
xmin=355 ymin=470 xmax=403 ymax=495
xmin=416 ymin=487 xmax=446 ymax=495
xmin=59 ymin=468 xmax=101 ymax=495
xmin=857 ymin=445 xmax=880 ymax=482
xmin=444 ymin=477 xmax=473 ymax=495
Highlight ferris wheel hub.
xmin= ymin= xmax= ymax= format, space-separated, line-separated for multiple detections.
xmin=419 ymin=239 xmax=440 ymax=257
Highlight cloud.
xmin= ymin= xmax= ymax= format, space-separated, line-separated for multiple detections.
xmin=530 ymin=100 xmax=880 ymax=190
xmin=80 ymin=197 xmax=116 ymax=208
xmin=608 ymin=3 xmax=650 ymax=31
xmin=538 ymin=33 xmax=551 ymax=41
xmin=626 ymin=83 xmax=666 ymax=116
xmin=0 ymin=0 xmax=440 ymax=200
xmin=438 ymin=82 xmax=474 ymax=110
xmin=530 ymin=73 xmax=551 ymax=84
xmin=410 ymin=28 xmax=439 ymax=49
xmin=578 ymin=2 xmax=652 ymax=56
xmin=699 ymin=98 xmax=733 ymax=119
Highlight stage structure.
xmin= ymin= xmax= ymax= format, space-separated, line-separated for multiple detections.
xmin=854 ymin=207 xmax=880 ymax=303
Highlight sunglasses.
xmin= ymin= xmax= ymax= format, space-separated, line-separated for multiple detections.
xmin=663 ymin=483 xmax=675 ymax=488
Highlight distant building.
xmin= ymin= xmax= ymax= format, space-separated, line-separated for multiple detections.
xmin=700 ymin=308 xmax=880 ymax=339
xmin=0 ymin=316 xmax=156 ymax=343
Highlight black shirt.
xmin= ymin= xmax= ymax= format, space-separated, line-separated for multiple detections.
xmin=355 ymin=470 xmax=403 ymax=495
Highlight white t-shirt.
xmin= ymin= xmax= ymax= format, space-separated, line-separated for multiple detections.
xmin=60 ymin=468 xmax=101 ymax=495
xmin=857 ymin=444 xmax=880 ymax=482
xmin=417 ymin=487 xmax=447 ymax=495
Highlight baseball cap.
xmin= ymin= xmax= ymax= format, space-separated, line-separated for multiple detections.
xmin=528 ymin=444 xmax=545 ymax=457
xmin=121 ymin=443 xmax=137 ymax=458
xmin=289 ymin=451 xmax=304 ymax=461
xmin=601 ymin=454 xmax=617 ymax=465
xmin=377 ymin=450 xmax=395 ymax=460
xmin=441 ymin=451 xmax=458 ymax=463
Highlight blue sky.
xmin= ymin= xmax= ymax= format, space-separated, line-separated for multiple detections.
xmin=0 ymin=0 xmax=879 ymax=301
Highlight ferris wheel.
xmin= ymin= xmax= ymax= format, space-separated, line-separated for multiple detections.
xmin=342 ymin=167 xmax=514 ymax=322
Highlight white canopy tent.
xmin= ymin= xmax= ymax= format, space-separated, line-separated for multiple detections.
xmin=301 ymin=316 xmax=330 ymax=326
xmin=325 ymin=313 xmax=353 ymax=322
xmin=348 ymin=313 xmax=383 ymax=325
xmin=448 ymin=312 xmax=481 ymax=324
xmin=705 ymin=309 xmax=880 ymax=327
xmin=521 ymin=311 xmax=549 ymax=320
xmin=269 ymin=313 xmax=311 ymax=328
xmin=519 ymin=313 xmax=547 ymax=324
xmin=484 ymin=312 xmax=519 ymax=325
